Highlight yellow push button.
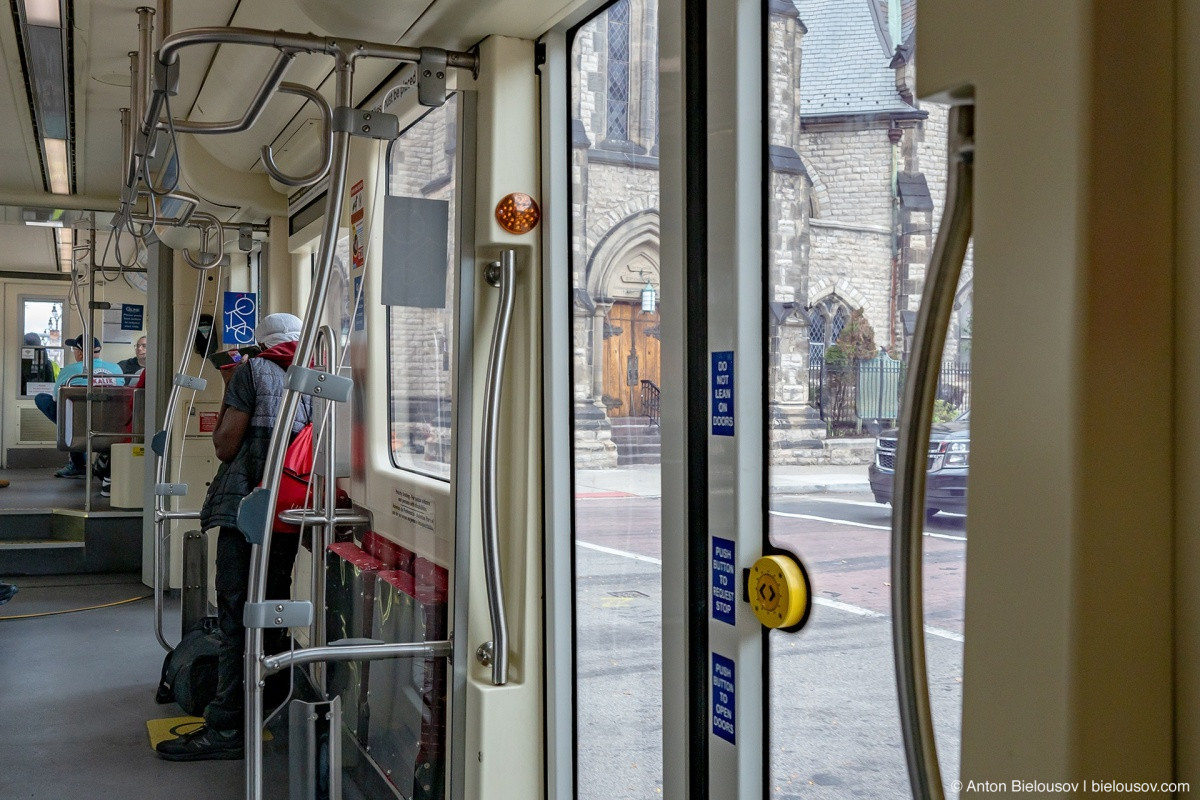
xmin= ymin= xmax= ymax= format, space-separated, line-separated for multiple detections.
xmin=748 ymin=554 xmax=810 ymax=629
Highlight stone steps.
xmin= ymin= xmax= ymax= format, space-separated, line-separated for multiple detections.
xmin=608 ymin=416 xmax=661 ymax=466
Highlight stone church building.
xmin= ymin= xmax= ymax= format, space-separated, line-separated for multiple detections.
xmin=570 ymin=0 xmax=971 ymax=466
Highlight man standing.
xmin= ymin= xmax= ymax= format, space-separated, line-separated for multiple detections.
xmin=34 ymin=336 xmax=122 ymax=478
xmin=156 ymin=313 xmax=311 ymax=762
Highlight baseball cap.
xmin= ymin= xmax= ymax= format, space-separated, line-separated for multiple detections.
xmin=67 ymin=335 xmax=102 ymax=351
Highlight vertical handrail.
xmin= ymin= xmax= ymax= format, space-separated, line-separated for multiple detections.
xmin=151 ymin=262 xmax=211 ymax=652
xmin=244 ymin=59 xmax=353 ymax=800
xmin=891 ymin=102 xmax=973 ymax=800
xmin=309 ymin=323 xmax=338 ymax=694
xmin=481 ymin=251 xmax=516 ymax=686
xmin=83 ymin=225 xmax=98 ymax=510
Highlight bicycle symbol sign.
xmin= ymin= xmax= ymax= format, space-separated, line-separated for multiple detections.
xmin=222 ymin=292 xmax=257 ymax=345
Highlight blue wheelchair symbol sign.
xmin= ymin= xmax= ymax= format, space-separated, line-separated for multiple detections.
xmin=223 ymin=292 xmax=257 ymax=345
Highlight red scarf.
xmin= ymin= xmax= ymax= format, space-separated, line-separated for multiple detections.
xmin=256 ymin=339 xmax=299 ymax=369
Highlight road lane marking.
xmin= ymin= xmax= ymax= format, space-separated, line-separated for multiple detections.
xmin=813 ymin=597 xmax=964 ymax=642
xmin=799 ymin=497 xmax=891 ymax=509
xmin=577 ymin=540 xmax=663 ymax=565
xmin=801 ymin=496 xmax=969 ymax=515
xmin=769 ymin=510 xmax=966 ymax=542
xmin=575 ymin=541 xmax=965 ymax=643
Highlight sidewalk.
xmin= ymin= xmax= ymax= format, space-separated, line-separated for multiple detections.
xmin=574 ymin=463 xmax=870 ymax=499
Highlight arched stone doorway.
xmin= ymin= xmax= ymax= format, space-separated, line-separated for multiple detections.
xmin=585 ymin=211 xmax=661 ymax=419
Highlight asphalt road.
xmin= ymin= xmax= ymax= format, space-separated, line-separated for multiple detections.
xmin=574 ymin=489 xmax=966 ymax=800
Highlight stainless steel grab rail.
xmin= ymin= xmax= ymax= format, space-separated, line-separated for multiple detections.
xmin=891 ymin=102 xmax=974 ymax=800
xmin=151 ymin=261 xmax=215 ymax=652
xmin=480 ymin=251 xmax=516 ymax=686
xmin=260 ymin=83 xmax=333 ymax=188
xmin=242 ymin=61 xmax=354 ymax=800
xmin=262 ymin=640 xmax=452 ymax=674
xmin=180 ymin=212 xmax=226 ymax=270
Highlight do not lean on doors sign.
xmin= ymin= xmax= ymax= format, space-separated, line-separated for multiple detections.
xmin=711 ymin=351 xmax=734 ymax=436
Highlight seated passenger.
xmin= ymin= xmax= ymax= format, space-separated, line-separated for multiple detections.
xmin=35 ymin=336 xmax=123 ymax=478
xmin=23 ymin=332 xmax=56 ymax=383
xmin=156 ymin=313 xmax=311 ymax=762
xmin=117 ymin=335 xmax=147 ymax=378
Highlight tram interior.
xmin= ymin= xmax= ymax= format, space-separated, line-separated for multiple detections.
xmin=0 ymin=0 xmax=1196 ymax=799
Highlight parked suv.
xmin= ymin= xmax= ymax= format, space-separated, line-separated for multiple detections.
xmin=868 ymin=410 xmax=969 ymax=516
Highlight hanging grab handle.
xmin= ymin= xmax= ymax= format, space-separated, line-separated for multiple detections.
xmin=181 ymin=212 xmax=226 ymax=270
xmin=891 ymin=102 xmax=973 ymax=800
xmin=480 ymin=251 xmax=516 ymax=686
xmin=260 ymin=83 xmax=333 ymax=187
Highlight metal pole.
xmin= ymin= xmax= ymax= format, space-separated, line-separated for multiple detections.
xmin=152 ymin=265 xmax=208 ymax=651
xmin=245 ymin=58 xmax=354 ymax=800
xmin=891 ymin=103 xmax=973 ymax=800
xmin=84 ymin=220 xmax=96 ymax=510
xmin=262 ymin=641 xmax=452 ymax=674
xmin=156 ymin=0 xmax=171 ymax=49
xmin=480 ymin=251 xmax=516 ymax=686
xmin=137 ymin=8 xmax=155 ymax=137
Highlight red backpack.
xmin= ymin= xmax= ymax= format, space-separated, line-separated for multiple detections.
xmin=273 ymin=421 xmax=314 ymax=534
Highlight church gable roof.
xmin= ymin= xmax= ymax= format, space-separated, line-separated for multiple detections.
xmin=799 ymin=0 xmax=921 ymax=119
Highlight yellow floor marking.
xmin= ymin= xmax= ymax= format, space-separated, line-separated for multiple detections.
xmin=147 ymin=716 xmax=273 ymax=750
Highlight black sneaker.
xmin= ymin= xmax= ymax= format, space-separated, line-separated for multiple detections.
xmin=155 ymin=725 xmax=244 ymax=761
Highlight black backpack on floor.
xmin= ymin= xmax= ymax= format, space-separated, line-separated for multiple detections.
xmin=155 ymin=616 xmax=221 ymax=716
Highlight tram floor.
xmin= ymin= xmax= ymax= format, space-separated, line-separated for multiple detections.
xmin=0 ymin=573 xmax=287 ymax=799
xmin=0 ymin=466 xmax=127 ymax=513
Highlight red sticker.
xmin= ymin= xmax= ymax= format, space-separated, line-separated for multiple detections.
xmin=198 ymin=411 xmax=219 ymax=433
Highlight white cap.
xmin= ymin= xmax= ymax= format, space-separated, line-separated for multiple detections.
xmin=255 ymin=313 xmax=302 ymax=348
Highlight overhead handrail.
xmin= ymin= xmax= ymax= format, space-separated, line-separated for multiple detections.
xmin=130 ymin=190 xmax=198 ymax=229
xmin=891 ymin=102 xmax=974 ymax=800
xmin=260 ymin=83 xmax=333 ymax=187
xmin=116 ymin=25 xmax=478 ymax=226
xmin=164 ymin=51 xmax=295 ymax=136
xmin=180 ymin=212 xmax=226 ymax=270
xmin=480 ymin=251 xmax=517 ymax=686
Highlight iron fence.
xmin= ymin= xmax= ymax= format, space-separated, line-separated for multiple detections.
xmin=807 ymin=352 xmax=971 ymax=427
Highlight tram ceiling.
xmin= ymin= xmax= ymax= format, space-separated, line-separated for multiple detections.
xmin=0 ymin=0 xmax=579 ymax=275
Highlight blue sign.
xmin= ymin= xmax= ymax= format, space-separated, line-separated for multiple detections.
xmin=222 ymin=292 xmax=257 ymax=345
xmin=121 ymin=304 xmax=144 ymax=331
xmin=354 ymin=276 xmax=365 ymax=331
xmin=712 ymin=537 xmax=736 ymax=625
xmin=712 ymin=653 xmax=736 ymax=744
xmin=711 ymin=351 xmax=734 ymax=436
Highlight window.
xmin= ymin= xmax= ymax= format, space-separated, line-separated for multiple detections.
xmin=385 ymin=94 xmax=459 ymax=479
xmin=20 ymin=298 xmax=65 ymax=397
xmin=571 ymin=1 xmax=663 ymax=795
xmin=806 ymin=296 xmax=850 ymax=360
xmin=605 ymin=0 xmax=631 ymax=143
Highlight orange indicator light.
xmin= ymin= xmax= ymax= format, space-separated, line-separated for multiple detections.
xmin=495 ymin=192 xmax=541 ymax=234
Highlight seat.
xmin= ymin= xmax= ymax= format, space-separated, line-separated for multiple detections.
xmin=57 ymin=384 xmax=144 ymax=453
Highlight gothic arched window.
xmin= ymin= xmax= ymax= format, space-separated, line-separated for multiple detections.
xmin=807 ymin=297 xmax=851 ymax=361
xmin=605 ymin=0 xmax=631 ymax=143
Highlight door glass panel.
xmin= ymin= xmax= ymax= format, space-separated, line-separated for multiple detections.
xmin=570 ymin=1 xmax=663 ymax=796
xmin=20 ymin=299 xmax=65 ymax=396
xmin=386 ymin=95 xmax=459 ymax=479
xmin=766 ymin=0 xmax=969 ymax=796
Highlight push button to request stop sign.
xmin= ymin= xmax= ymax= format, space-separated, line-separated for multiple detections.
xmin=747 ymin=554 xmax=812 ymax=630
